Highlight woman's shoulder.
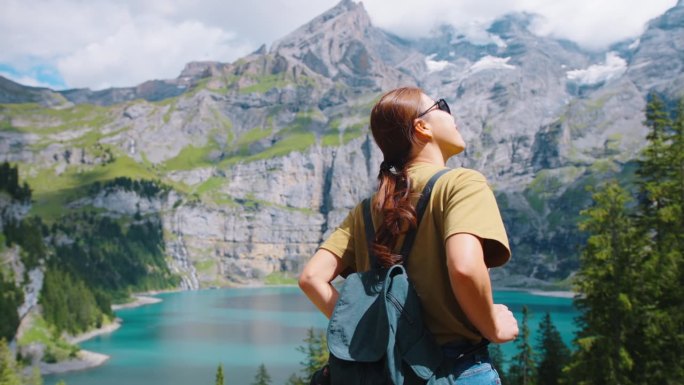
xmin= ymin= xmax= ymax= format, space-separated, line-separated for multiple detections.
xmin=440 ymin=167 xmax=488 ymax=186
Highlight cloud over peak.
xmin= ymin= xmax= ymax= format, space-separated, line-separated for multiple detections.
xmin=0 ymin=0 xmax=678 ymax=90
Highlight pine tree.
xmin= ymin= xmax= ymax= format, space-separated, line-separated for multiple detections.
xmin=251 ymin=364 xmax=271 ymax=385
xmin=284 ymin=373 xmax=304 ymax=385
xmin=508 ymin=306 xmax=535 ymax=385
xmin=637 ymin=93 xmax=672 ymax=242
xmin=26 ymin=366 xmax=42 ymax=385
xmin=489 ymin=343 xmax=508 ymax=385
xmin=535 ymin=312 xmax=569 ymax=385
xmin=631 ymin=95 xmax=684 ymax=383
xmin=666 ymin=99 xmax=684 ymax=382
xmin=296 ymin=328 xmax=328 ymax=381
xmin=0 ymin=339 xmax=22 ymax=385
xmin=215 ymin=363 xmax=224 ymax=385
xmin=0 ymin=274 xmax=22 ymax=342
xmin=566 ymin=182 xmax=645 ymax=385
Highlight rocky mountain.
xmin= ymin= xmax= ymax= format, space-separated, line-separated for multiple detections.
xmin=1 ymin=0 xmax=683 ymax=290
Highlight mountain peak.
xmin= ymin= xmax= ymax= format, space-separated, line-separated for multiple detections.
xmin=487 ymin=12 xmax=535 ymax=38
xmin=271 ymin=0 xmax=371 ymax=52
xmin=178 ymin=61 xmax=225 ymax=82
xmin=265 ymin=0 xmax=415 ymax=89
xmin=646 ymin=0 xmax=684 ymax=31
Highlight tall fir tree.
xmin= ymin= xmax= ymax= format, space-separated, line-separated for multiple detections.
xmin=0 ymin=274 xmax=23 ymax=342
xmin=284 ymin=373 xmax=304 ymax=385
xmin=667 ymin=99 xmax=684 ymax=382
xmin=566 ymin=182 xmax=645 ymax=385
xmin=508 ymin=306 xmax=536 ymax=385
xmin=535 ymin=312 xmax=569 ymax=385
xmin=637 ymin=93 xmax=673 ymax=244
xmin=296 ymin=328 xmax=328 ymax=382
xmin=489 ymin=343 xmax=509 ymax=385
xmin=215 ymin=363 xmax=224 ymax=385
xmin=631 ymin=95 xmax=684 ymax=383
xmin=565 ymin=96 xmax=684 ymax=384
xmin=0 ymin=339 xmax=22 ymax=385
xmin=26 ymin=366 xmax=42 ymax=385
xmin=251 ymin=363 xmax=272 ymax=385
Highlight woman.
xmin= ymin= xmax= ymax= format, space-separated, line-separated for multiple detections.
xmin=299 ymin=87 xmax=519 ymax=384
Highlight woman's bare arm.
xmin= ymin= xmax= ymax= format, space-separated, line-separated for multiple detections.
xmin=298 ymin=248 xmax=348 ymax=319
xmin=445 ymin=233 xmax=519 ymax=343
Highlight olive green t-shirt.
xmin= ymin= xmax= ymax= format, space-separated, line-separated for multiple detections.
xmin=319 ymin=162 xmax=511 ymax=345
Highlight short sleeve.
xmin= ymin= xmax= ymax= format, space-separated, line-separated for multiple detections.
xmin=319 ymin=208 xmax=357 ymax=270
xmin=442 ymin=170 xmax=511 ymax=267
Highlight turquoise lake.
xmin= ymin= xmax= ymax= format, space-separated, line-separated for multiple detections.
xmin=45 ymin=287 xmax=578 ymax=385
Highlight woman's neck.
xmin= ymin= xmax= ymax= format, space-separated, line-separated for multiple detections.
xmin=409 ymin=143 xmax=448 ymax=167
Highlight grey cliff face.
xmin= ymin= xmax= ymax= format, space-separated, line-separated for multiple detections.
xmin=626 ymin=0 xmax=684 ymax=97
xmin=1 ymin=0 xmax=683 ymax=287
xmin=0 ymin=196 xmax=43 ymax=320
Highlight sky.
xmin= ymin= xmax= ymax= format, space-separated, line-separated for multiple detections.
xmin=0 ymin=0 xmax=678 ymax=91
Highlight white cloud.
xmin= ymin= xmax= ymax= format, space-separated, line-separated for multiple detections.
xmin=56 ymin=16 xmax=252 ymax=89
xmin=521 ymin=0 xmax=676 ymax=50
xmin=0 ymin=0 xmax=341 ymax=89
xmin=566 ymin=52 xmax=628 ymax=85
xmin=451 ymin=21 xmax=509 ymax=48
xmin=469 ymin=56 xmax=516 ymax=74
xmin=0 ymin=0 xmax=679 ymax=90
xmin=0 ymin=0 xmax=131 ymax=62
xmin=363 ymin=0 xmax=678 ymax=51
xmin=425 ymin=55 xmax=451 ymax=73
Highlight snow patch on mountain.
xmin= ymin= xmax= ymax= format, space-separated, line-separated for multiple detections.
xmin=566 ymin=52 xmax=627 ymax=85
xmin=469 ymin=56 xmax=516 ymax=74
xmin=425 ymin=54 xmax=452 ymax=73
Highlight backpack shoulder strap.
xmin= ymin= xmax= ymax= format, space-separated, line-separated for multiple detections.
xmin=362 ymin=168 xmax=450 ymax=268
xmin=362 ymin=197 xmax=378 ymax=268
xmin=399 ymin=168 xmax=450 ymax=264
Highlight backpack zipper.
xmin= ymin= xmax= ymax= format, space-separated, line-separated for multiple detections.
xmin=386 ymin=292 xmax=414 ymax=325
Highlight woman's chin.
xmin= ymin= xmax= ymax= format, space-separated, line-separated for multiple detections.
xmin=453 ymin=143 xmax=466 ymax=155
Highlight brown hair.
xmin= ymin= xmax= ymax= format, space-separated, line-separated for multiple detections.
xmin=369 ymin=87 xmax=426 ymax=267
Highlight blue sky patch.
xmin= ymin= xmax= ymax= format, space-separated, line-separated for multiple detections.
xmin=0 ymin=63 xmax=67 ymax=90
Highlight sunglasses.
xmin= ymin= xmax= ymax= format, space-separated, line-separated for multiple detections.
xmin=416 ymin=99 xmax=451 ymax=118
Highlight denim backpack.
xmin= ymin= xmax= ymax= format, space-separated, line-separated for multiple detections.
xmin=322 ymin=169 xmax=450 ymax=385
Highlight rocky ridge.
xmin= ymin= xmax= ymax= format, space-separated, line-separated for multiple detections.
xmin=1 ymin=0 xmax=683 ymax=287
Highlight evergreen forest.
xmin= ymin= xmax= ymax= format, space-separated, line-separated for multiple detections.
xmin=0 ymin=166 xmax=178 ymax=384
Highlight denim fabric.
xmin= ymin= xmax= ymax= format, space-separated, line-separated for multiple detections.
xmin=447 ymin=358 xmax=500 ymax=385
xmin=442 ymin=344 xmax=501 ymax=385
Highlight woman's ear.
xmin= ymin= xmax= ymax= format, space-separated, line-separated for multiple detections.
xmin=413 ymin=119 xmax=432 ymax=142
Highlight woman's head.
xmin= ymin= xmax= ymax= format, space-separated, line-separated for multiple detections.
xmin=370 ymin=87 xmax=424 ymax=168
xmin=370 ymin=87 xmax=464 ymax=168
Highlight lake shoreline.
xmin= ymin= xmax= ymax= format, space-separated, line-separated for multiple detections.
xmin=494 ymin=287 xmax=576 ymax=298
xmin=44 ymin=295 xmax=164 ymax=376
xmin=234 ymin=281 xmax=577 ymax=299
xmin=43 ymin=285 xmax=574 ymax=377
xmin=40 ymin=349 xmax=111 ymax=375
xmin=111 ymin=295 xmax=163 ymax=311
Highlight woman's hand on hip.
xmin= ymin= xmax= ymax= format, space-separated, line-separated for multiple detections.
xmin=491 ymin=304 xmax=518 ymax=343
